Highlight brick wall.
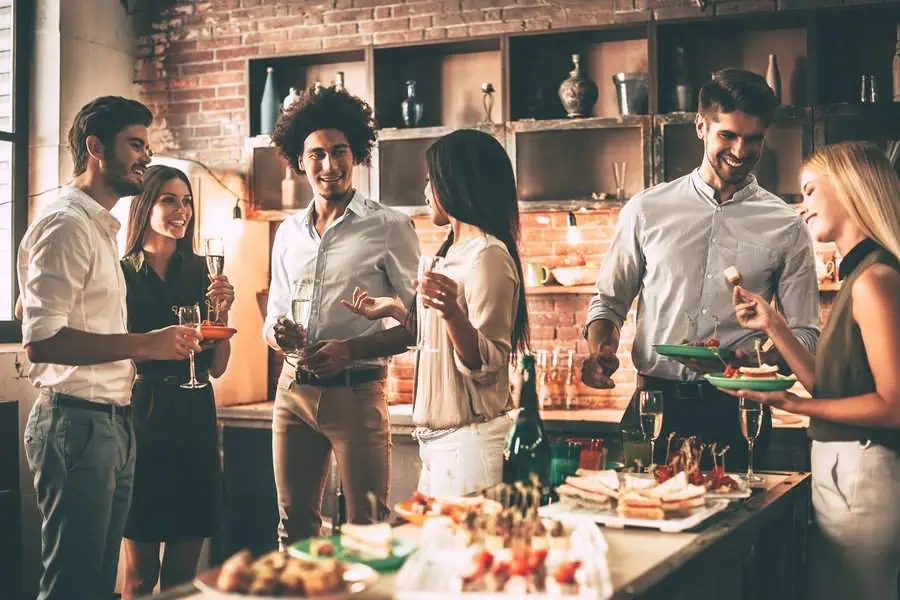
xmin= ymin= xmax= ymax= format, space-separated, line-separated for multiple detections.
xmin=137 ymin=0 xmax=839 ymax=409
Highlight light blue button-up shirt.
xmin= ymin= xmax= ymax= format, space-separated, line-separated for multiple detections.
xmin=585 ymin=170 xmax=820 ymax=381
xmin=263 ymin=192 xmax=420 ymax=368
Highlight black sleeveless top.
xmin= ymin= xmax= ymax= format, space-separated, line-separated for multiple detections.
xmin=811 ymin=239 xmax=900 ymax=450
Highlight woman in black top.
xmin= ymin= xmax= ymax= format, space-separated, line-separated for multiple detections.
xmin=729 ymin=142 xmax=900 ymax=600
xmin=120 ymin=165 xmax=234 ymax=597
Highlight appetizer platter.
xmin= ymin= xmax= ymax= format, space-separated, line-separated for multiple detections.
xmin=395 ymin=497 xmax=613 ymax=599
xmin=200 ymin=320 xmax=238 ymax=341
xmin=194 ymin=548 xmax=378 ymax=598
xmin=705 ymin=368 xmax=797 ymax=391
xmin=290 ymin=523 xmax=417 ymax=571
xmin=394 ymin=491 xmax=503 ymax=525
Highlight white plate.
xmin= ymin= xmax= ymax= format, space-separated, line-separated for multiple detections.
xmin=539 ymin=499 xmax=731 ymax=533
xmin=623 ymin=472 xmax=752 ymax=500
xmin=194 ymin=562 xmax=379 ymax=599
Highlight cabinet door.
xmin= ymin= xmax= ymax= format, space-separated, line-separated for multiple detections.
xmin=0 ymin=489 xmax=21 ymax=600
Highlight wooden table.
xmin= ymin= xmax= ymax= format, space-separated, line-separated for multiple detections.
xmin=154 ymin=471 xmax=810 ymax=600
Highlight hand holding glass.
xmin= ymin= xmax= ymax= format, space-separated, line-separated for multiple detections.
xmin=175 ymin=304 xmax=208 ymax=389
xmin=639 ymin=390 xmax=664 ymax=464
xmin=407 ymin=255 xmax=444 ymax=354
xmin=739 ymin=396 xmax=764 ymax=484
xmin=287 ymin=279 xmax=313 ymax=369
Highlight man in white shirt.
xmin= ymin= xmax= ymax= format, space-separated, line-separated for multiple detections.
xmin=264 ymin=85 xmax=418 ymax=543
xmin=582 ymin=70 xmax=820 ymax=471
xmin=19 ymin=96 xmax=202 ymax=600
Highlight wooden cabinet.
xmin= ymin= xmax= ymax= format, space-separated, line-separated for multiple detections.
xmin=0 ymin=401 xmax=21 ymax=600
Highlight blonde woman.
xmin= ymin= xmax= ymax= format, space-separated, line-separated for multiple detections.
xmin=728 ymin=141 xmax=900 ymax=600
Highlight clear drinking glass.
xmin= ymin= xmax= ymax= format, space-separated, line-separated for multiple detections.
xmin=287 ymin=278 xmax=313 ymax=369
xmin=639 ymin=390 xmax=664 ymax=464
xmin=407 ymin=255 xmax=444 ymax=354
xmin=739 ymin=396 xmax=764 ymax=484
xmin=175 ymin=304 xmax=207 ymax=389
xmin=205 ymin=238 xmax=225 ymax=323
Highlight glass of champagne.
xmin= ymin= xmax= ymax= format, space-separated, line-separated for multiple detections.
xmin=205 ymin=238 xmax=225 ymax=323
xmin=407 ymin=255 xmax=444 ymax=354
xmin=289 ymin=278 xmax=313 ymax=369
xmin=739 ymin=396 xmax=764 ymax=484
xmin=175 ymin=304 xmax=207 ymax=389
xmin=639 ymin=390 xmax=664 ymax=464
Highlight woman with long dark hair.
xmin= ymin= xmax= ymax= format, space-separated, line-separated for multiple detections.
xmin=345 ymin=129 xmax=528 ymax=496
xmin=119 ymin=165 xmax=234 ymax=597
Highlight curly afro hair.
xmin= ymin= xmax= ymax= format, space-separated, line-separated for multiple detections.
xmin=270 ymin=85 xmax=377 ymax=175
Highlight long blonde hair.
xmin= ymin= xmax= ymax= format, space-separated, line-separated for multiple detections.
xmin=803 ymin=141 xmax=900 ymax=260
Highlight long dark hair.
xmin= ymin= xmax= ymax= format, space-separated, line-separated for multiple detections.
xmin=416 ymin=129 xmax=530 ymax=355
xmin=123 ymin=165 xmax=196 ymax=259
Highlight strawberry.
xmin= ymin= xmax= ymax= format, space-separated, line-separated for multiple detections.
xmin=553 ymin=560 xmax=582 ymax=584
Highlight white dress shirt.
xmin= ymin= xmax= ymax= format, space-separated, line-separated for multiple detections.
xmin=263 ymin=192 xmax=419 ymax=368
xmin=18 ymin=187 xmax=135 ymax=405
xmin=585 ymin=170 xmax=820 ymax=381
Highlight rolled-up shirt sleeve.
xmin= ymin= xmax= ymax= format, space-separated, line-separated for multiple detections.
xmin=452 ymin=245 xmax=517 ymax=384
xmin=583 ymin=198 xmax=645 ymax=337
xmin=263 ymin=222 xmax=291 ymax=350
xmin=382 ymin=216 xmax=419 ymax=308
xmin=777 ymin=220 xmax=820 ymax=353
xmin=20 ymin=213 xmax=92 ymax=345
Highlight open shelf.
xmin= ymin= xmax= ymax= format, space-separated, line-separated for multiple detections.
xmin=373 ymin=38 xmax=503 ymax=129
xmin=247 ymin=50 xmax=368 ymax=137
xmin=657 ymin=15 xmax=810 ymax=112
xmin=508 ymin=25 xmax=650 ymax=120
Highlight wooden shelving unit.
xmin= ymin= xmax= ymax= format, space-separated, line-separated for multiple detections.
xmin=242 ymin=2 xmax=900 ymax=215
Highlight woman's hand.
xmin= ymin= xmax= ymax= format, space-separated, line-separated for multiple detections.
xmin=419 ymin=271 xmax=462 ymax=320
xmin=732 ymin=285 xmax=784 ymax=334
xmin=207 ymin=275 xmax=235 ymax=314
xmin=721 ymin=387 xmax=802 ymax=412
xmin=341 ymin=287 xmax=403 ymax=321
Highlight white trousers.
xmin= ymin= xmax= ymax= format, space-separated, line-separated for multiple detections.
xmin=417 ymin=414 xmax=513 ymax=498
xmin=810 ymin=440 xmax=900 ymax=600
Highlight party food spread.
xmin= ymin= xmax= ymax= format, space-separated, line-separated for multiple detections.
xmin=340 ymin=523 xmax=393 ymax=560
xmin=214 ymin=549 xmax=347 ymax=596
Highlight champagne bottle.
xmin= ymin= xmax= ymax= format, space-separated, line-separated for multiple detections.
xmin=674 ymin=46 xmax=693 ymax=112
xmin=892 ymin=24 xmax=900 ymax=102
xmin=260 ymin=66 xmax=279 ymax=136
xmin=503 ymin=354 xmax=551 ymax=501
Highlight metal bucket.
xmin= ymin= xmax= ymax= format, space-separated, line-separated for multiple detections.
xmin=612 ymin=72 xmax=650 ymax=116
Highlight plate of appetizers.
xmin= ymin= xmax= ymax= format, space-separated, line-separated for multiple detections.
xmin=200 ymin=321 xmax=238 ymax=341
xmin=394 ymin=503 xmax=613 ymax=599
xmin=394 ymin=491 xmax=503 ymax=526
xmin=290 ymin=525 xmax=417 ymax=571
xmin=705 ymin=364 xmax=796 ymax=391
xmin=653 ymin=342 xmax=734 ymax=361
xmin=194 ymin=548 xmax=378 ymax=598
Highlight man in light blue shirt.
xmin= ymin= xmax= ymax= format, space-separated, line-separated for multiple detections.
xmin=264 ymin=86 xmax=419 ymax=543
xmin=582 ymin=69 xmax=820 ymax=470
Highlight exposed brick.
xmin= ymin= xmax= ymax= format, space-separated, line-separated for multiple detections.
xmin=424 ymin=27 xmax=448 ymax=39
xmin=409 ymin=15 xmax=433 ymax=28
xmin=289 ymin=24 xmax=340 ymax=39
xmin=201 ymin=98 xmax=245 ymax=111
xmin=276 ymin=39 xmax=324 ymax=53
xmin=196 ymin=35 xmax=241 ymax=50
xmin=215 ymin=45 xmax=263 ymax=60
xmin=216 ymin=84 xmax=246 ymax=97
xmin=198 ymin=71 xmax=244 ymax=86
xmin=194 ymin=125 xmax=223 ymax=137
xmin=461 ymin=0 xmax=499 ymax=8
xmin=231 ymin=6 xmax=277 ymax=20
xmin=393 ymin=1 xmax=443 ymax=16
xmin=170 ymin=88 xmax=216 ymax=102
xmin=167 ymin=101 xmax=201 ymax=114
xmin=359 ymin=17 xmax=410 ymax=33
xmin=501 ymin=5 xmax=548 ymax=20
xmin=433 ymin=13 xmax=465 ymax=27
xmin=243 ymin=30 xmax=290 ymax=45
xmin=180 ymin=61 xmax=224 ymax=76
xmin=373 ymin=30 xmax=426 ymax=44
xmin=653 ymin=4 xmax=707 ymax=19
xmin=322 ymin=34 xmax=374 ymax=48
xmin=324 ymin=7 xmax=375 ymax=23
xmin=714 ymin=0 xmax=775 ymax=14
xmin=224 ymin=59 xmax=245 ymax=71
xmin=374 ymin=5 xmax=392 ymax=18
xmin=468 ymin=21 xmax=521 ymax=36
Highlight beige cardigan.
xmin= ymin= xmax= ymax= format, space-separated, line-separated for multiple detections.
xmin=412 ymin=234 xmax=520 ymax=430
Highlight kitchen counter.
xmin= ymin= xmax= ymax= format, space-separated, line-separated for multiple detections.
xmin=153 ymin=471 xmax=811 ymax=600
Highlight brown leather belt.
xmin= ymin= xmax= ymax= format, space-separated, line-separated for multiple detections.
xmin=45 ymin=391 xmax=132 ymax=418
xmin=295 ymin=366 xmax=387 ymax=388
xmin=135 ymin=372 xmax=210 ymax=386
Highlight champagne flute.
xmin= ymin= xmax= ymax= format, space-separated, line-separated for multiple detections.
xmin=639 ymin=390 xmax=664 ymax=464
xmin=175 ymin=304 xmax=208 ymax=389
xmin=739 ymin=396 xmax=764 ymax=484
xmin=205 ymin=237 xmax=225 ymax=324
xmin=407 ymin=255 xmax=444 ymax=354
xmin=288 ymin=278 xmax=313 ymax=369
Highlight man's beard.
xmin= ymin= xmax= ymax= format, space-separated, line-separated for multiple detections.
xmin=710 ymin=150 xmax=757 ymax=185
xmin=103 ymin=151 xmax=143 ymax=197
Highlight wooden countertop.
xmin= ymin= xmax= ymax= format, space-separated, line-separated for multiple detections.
xmin=154 ymin=471 xmax=811 ymax=600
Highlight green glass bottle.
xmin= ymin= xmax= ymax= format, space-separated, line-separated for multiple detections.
xmin=502 ymin=354 xmax=551 ymax=501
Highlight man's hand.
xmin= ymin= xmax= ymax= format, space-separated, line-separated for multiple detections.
xmin=141 ymin=325 xmax=201 ymax=361
xmin=341 ymin=287 xmax=403 ymax=321
xmin=581 ymin=345 xmax=620 ymax=389
xmin=274 ymin=316 xmax=306 ymax=354
xmin=299 ymin=340 xmax=351 ymax=378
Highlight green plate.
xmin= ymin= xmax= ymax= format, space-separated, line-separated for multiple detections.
xmin=653 ymin=344 xmax=734 ymax=361
xmin=289 ymin=534 xmax=416 ymax=572
xmin=705 ymin=373 xmax=797 ymax=391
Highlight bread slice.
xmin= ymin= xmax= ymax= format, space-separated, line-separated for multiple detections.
xmin=739 ymin=364 xmax=779 ymax=379
xmin=575 ymin=469 xmax=620 ymax=493
xmin=340 ymin=523 xmax=392 ymax=560
xmin=557 ymin=482 xmax=612 ymax=509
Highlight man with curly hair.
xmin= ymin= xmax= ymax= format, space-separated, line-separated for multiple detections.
xmin=263 ymin=85 xmax=419 ymax=543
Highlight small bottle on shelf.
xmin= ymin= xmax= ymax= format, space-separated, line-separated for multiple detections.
xmin=548 ymin=348 xmax=564 ymax=409
xmin=536 ymin=350 xmax=550 ymax=410
xmin=564 ymin=349 xmax=578 ymax=410
xmin=893 ymin=24 xmax=900 ymax=102
xmin=674 ymin=46 xmax=693 ymax=112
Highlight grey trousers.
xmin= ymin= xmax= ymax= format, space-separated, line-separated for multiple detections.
xmin=24 ymin=394 xmax=136 ymax=600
